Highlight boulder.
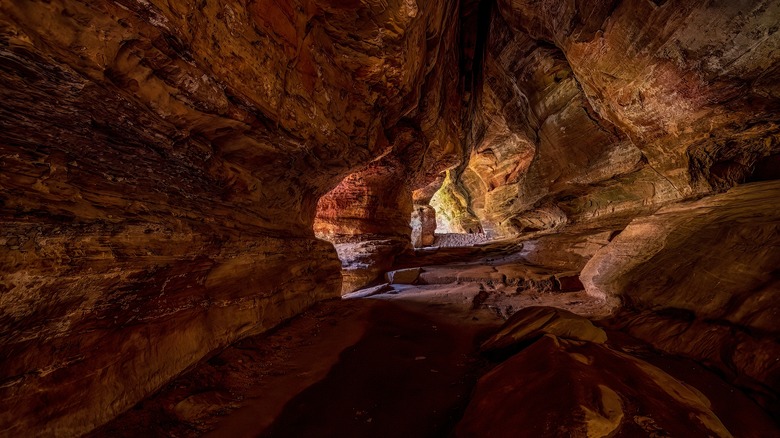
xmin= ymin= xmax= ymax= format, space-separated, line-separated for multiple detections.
xmin=458 ymin=335 xmax=732 ymax=438
xmin=385 ymin=268 xmax=423 ymax=285
xmin=342 ymin=283 xmax=393 ymax=299
xmin=481 ymin=306 xmax=607 ymax=355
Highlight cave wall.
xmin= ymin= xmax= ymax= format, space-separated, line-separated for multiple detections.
xmin=2 ymin=0 xmax=779 ymax=434
xmin=498 ymin=0 xmax=780 ymax=193
xmin=426 ymin=0 xmax=780 ymax=408
xmin=0 ymin=0 xmax=463 ymax=434
xmin=444 ymin=18 xmax=650 ymax=235
xmin=581 ymin=180 xmax=780 ymax=409
xmin=314 ymin=122 xmax=464 ymax=292
xmin=314 ymin=152 xmax=415 ymax=293
xmin=442 ymin=0 xmax=779 ymax=408
xmin=313 ymin=0 xmax=468 ymax=291
xmin=442 ymin=0 xmax=780 ymax=237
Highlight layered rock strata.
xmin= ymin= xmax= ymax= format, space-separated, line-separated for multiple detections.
xmin=410 ymin=204 xmax=437 ymax=248
xmin=582 ymin=180 xmax=780 ymax=410
xmin=307 ymin=0 xmax=473 ymax=292
xmin=440 ymin=0 xmax=780 ymax=237
xmin=1 ymin=0 xmax=779 ymax=434
xmin=0 ymin=0 xmax=464 ymax=434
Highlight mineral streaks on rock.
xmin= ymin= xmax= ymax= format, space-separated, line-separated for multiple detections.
xmin=441 ymin=0 xmax=780 ymax=238
xmin=2 ymin=0 xmax=780 ymax=435
xmin=0 ymin=0 xmax=464 ymax=435
xmin=0 ymin=208 xmax=344 ymax=426
xmin=496 ymin=0 xmax=780 ymax=194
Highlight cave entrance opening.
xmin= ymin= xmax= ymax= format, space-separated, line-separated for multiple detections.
xmin=312 ymin=164 xmax=413 ymax=294
xmin=426 ymin=172 xmax=488 ymax=247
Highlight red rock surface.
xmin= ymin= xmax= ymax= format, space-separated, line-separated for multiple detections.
xmin=410 ymin=204 xmax=437 ymax=247
xmin=0 ymin=0 xmax=467 ymax=434
xmin=1 ymin=0 xmax=779 ymax=435
xmin=458 ymin=334 xmax=734 ymax=438
xmin=440 ymin=0 xmax=780 ymax=236
xmin=582 ymin=180 xmax=780 ymax=410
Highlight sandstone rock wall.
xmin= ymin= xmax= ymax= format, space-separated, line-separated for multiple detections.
xmin=0 ymin=0 xmax=464 ymax=434
xmin=410 ymin=205 xmax=437 ymax=248
xmin=430 ymin=170 xmax=484 ymax=234
xmin=312 ymin=0 xmax=469 ymax=291
xmin=432 ymin=0 xmax=780 ymax=409
xmin=581 ymin=180 xmax=780 ymax=408
xmin=2 ymin=0 xmax=779 ymax=434
xmin=441 ymin=0 xmax=780 ymax=237
xmin=499 ymin=0 xmax=780 ymax=193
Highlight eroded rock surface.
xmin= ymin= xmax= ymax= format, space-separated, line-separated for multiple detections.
xmin=91 ymin=263 xmax=780 ymax=437
xmin=0 ymin=0 xmax=467 ymax=434
xmin=481 ymin=307 xmax=607 ymax=356
xmin=410 ymin=204 xmax=437 ymax=248
xmin=498 ymin=0 xmax=780 ymax=194
xmin=582 ymin=180 xmax=780 ymax=408
xmin=2 ymin=0 xmax=779 ymax=435
xmin=440 ymin=0 xmax=780 ymax=237
xmin=457 ymin=335 xmax=735 ymax=438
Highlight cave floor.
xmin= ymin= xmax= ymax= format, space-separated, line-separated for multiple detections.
xmin=90 ymin=291 xmax=504 ymax=438
xmin=91 ymin=229 xmax=780 ymax=438
xmin=93 ymin=262 xmax=615 ymax=438
xmin=92 ymin=249 xmax=778 ymax=437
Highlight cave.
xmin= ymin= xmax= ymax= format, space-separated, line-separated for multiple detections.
xmin=1 ymin=0 xmax=779 ymax=437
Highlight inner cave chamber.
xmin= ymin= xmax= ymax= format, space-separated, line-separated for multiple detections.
xmin=1 ymin=0 xmax=779 ymax=436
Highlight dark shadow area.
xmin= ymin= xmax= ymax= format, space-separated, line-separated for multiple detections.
xmin=259 ymin=301 xmax=495 ymax=438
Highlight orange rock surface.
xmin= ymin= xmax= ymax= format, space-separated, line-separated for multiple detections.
xmin=1 ymin=0 xmax=779 ymax=435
